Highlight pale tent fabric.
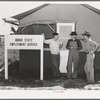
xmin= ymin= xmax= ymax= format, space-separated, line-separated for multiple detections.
xmin=6 ymin=4 xmax=100 ymax=51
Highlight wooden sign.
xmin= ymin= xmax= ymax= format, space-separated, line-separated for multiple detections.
xmin=5 ymin=35 xmax=43 ymax=80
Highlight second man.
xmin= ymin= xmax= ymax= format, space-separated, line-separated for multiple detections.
xmin=66 ymin=31 xmax=82 ymax=79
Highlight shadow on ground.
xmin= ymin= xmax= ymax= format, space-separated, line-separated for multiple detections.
xmin=0 ymin=70 xmax=100 ymax=90
xmin=0 ymin=60 xmax=100 ymax=90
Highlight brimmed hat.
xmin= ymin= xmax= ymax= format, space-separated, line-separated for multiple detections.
xmin=82 ymin=31 xmax=91 ymax=36
xmin=70 ymin=32 xmax=77 ymax=36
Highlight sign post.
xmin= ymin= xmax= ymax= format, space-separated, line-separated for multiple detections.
xmin=5 ymin=35 xmax=43 ymax=80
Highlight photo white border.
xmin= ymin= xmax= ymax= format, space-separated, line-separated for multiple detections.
xmin=0 ymin=1 xmax=100 ymax=99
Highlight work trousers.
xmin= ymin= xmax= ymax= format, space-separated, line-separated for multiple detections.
xmin=84 ymin=52 xmax=95 ymax=83
xmin=67 ymin=49 xmax=79 ymax=79
xmin=51 ymin=54 xmax=60 ymax=78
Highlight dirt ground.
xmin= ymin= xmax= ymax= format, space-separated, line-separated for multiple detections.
xmin=0 ymin=44 xmax=100 ymax=90
xmin=0 ymin=70 xmax=100 ymax=90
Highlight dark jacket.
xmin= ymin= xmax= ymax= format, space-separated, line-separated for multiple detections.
xmin=66 ymin=39 xmax=82 ymax=50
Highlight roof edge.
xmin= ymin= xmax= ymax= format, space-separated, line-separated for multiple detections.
xmin=12 ymin=4 xmax=49 ymax=20
xmin=2 ymin=18 xmax=19 ymax=26
xmin=81 ymin=4 xmax=100 ymax=15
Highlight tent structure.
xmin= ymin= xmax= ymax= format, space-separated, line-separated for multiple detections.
xmin=4 ymin=4 xmax=100 ymax=49
xmin=4 ymin=4 xmax=100 ymax=78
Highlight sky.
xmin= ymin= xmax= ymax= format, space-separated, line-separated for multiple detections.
xmin=0 ymin=1 xmax=100 ymax=35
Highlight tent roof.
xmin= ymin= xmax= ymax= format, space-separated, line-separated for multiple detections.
xmin=12 ymin=4 xmax=49 ymax=20
xmin=11 ymin=4 xmax=100 ymax=20
xmin=81 ymin=4 xmax=100 ymax=15
xmin=4 ymin=4 xmax=100 ymax=27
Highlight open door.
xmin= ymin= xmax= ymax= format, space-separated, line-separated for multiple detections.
xmin=57 ymin=23 xmax=75 ymax=73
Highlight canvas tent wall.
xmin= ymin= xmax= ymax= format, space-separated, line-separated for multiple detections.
xmin=4 ymin=4 xmax=100 ymax=78
xmin=11 ymin=4 xmax=100 ymax=50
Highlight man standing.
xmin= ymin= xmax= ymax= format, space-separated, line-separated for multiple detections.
xmin=66 ymin=32 xmax=82 ymax=79
xmin=43 ymin=33 xmax=63 ymax=79
xmin=82 ymin=31 xmax=99 ymax=83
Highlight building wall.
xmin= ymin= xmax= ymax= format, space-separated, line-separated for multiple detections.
xmin=75 ymin=5 xmax=100 ymax=51
xmin=18 ymin=4 xmax=100 ymax=51
xmin=19 ymin=50 xmax=100 ymax=79
xmin=18 ymin=22 xmax=100 ymax=79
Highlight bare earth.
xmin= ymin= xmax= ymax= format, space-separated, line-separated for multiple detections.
xmin=0 ymin=75 xmax=100 ymax=90
xmin=0 ymin=44 xmax=100 ymax=90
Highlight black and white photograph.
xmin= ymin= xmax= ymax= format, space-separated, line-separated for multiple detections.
xmin=0 ymin=1 xmax=100 ymax=99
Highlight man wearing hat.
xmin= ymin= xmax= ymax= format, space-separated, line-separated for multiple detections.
xmin=82 ymin=31 xmax=99 ymax=83
xmin=66 ymin=31 xmax=82 ymax=79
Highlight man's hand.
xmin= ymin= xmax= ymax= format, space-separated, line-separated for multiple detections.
xmin=73 ymin=46 xmax=78 ymax=49
xmin=59 ymin=43 xmax=63 ymax=49
xmin=69 ymin=46 xmax=77 ymax=49
xmin=41 ymin=33 xmax=45 ymax=38
xmin=41 ymin=33 xmax=45 ymax=42
xmin=69 ymin=46 xmax=74 ymax=49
